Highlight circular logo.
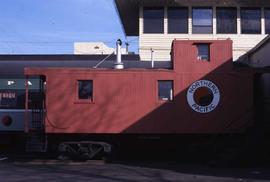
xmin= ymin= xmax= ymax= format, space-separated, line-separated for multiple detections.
xmin=187 ymin=80 xmax=220 ymax=114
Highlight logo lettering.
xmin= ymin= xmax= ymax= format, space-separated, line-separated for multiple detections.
xmin=187 ymin=80 xmax=220 ymax=114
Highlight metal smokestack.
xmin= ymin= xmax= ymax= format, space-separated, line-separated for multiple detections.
xmin=114 ymin=39 xmax=124 ymax=69
xmin=151 ymin=48 xmax=154 ymax=68
xmin=125 ymin=42 xmax=129 ymax=54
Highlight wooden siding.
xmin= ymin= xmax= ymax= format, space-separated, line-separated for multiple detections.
xmin=25 ymin=40 xmax=254 ymax=134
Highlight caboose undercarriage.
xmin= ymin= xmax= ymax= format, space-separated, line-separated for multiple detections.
xmin=25 ymin=132 xmax=270 ymax=162
xmin=2 ymin=131 xmax=270 ymax=163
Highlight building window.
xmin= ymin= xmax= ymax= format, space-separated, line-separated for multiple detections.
xmin=265 ymin=8 xmax=270 ymax=34
xmin=143 ymin=8 xmax=164 ymax=33
xmin=192 ymin=8 xmax=213 ymax=34
xmin=78 ymin=80 xmax=93 ymax=100
xmin=196 ymin=44 xmax=210 ymax=61
xmin=216 ymin=7 xmax=237 ymax=34
xmin=168 ymin=7 xmax=188 ymax=33
xmin=158 ymin=81 xmax=173 ymax=101
xmin=241 ymin=8 xmax=261 ymax=34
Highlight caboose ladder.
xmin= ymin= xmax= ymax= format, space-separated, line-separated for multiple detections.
xmin=25 ymin=76 xmax=47 ymax=153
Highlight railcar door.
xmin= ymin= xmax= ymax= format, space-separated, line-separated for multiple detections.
xmin=257 ymin=73 xmax=270 ymax=130
xmin=251 ymin=72 xmax=270 ymax=156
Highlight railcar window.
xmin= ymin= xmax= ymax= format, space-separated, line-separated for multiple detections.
xmin=168 ymin=7 xmax=188 ymax=34
xmin=0 ymin=78 xmax=40 ymax=109
xmin=192 ymin=8 xmax=213 ymax=34
xmin=265 ymin=8 xmax=270 ymax=34
xmin=0 ymin=91 xmax=18 ymax=108
xmin=216 ymin=8 xmax=237 ymax=34
xmin=78 ymin=80 xmax=93 ymax=100
xmin=158 ymin=81 xmax=173 ymax=101
xmin=196 ymin=44 xmax=210 ymax=61
xmin=143 ymin=8 xmax=164 ymax=34
xmin=241 ymin=8 xmax=261 ymax=34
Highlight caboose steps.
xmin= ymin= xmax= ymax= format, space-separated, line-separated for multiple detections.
xmin=25 ymin=133 xmax=47 ymax=153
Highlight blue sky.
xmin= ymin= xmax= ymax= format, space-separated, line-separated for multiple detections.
xmin=0 ymin=0 xmax=137 ymax=54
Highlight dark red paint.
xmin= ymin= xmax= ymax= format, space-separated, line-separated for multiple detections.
xmin=25 ymin=40 xmax=253 ymax=134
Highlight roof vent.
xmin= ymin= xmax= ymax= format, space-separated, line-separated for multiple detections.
xmin=114 ymin=39 xmax=124 ymax=69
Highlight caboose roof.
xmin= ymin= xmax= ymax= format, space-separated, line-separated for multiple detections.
xmin=0 ymin=54 xmax=171 ymax=76
xmin=0 ymin=54 xmax=140 ymax=61
xmin=115 ymin=0 xmax=270 ymax=36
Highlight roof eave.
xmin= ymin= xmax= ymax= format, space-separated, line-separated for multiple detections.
xmin=115 ymin=0 xmax=270 ymax=36
xmin=114 ymin=0 xmax=139 ymax=36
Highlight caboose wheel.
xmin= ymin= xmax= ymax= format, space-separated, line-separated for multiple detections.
xmin=58 ymin=153 xmax=70 ymax=160
xmin=57 ymin=141 xmax=111 ymax=160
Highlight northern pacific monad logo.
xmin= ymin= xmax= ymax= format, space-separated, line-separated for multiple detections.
xmin=187 ymin=80 xmax=220 ymax=114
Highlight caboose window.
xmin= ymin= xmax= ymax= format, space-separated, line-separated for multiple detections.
xmin=196 ymin=44 xmax=210 ymax=61
xmin=78 ymin=80 xmax=93 ymax=100
xmin=158 ymin=81 xmax=173 ymax=101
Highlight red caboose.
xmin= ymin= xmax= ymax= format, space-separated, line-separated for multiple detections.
xmin=24 ymin=40 xmax=254 ymax=157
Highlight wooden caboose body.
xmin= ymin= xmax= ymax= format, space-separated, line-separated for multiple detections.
xmin=24 ymin=40 xmax=253 ymax=136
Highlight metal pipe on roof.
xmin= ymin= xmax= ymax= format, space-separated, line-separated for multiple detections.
xmin=114 ymin=39 xmax=124 ymax=69
xmin=151 ymin=48 xmax=154 ymax=68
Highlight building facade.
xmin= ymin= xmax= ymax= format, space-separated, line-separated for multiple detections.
xmin=115 ymin=0 xmax=270 ymax=61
